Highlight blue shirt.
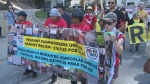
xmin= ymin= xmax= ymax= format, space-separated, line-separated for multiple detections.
xmin=61 ymin=12 xmax=71 ymax=28
xmin=5 ymin=11 xmax=15 ymax=24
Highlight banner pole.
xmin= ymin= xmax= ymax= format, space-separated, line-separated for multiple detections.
xmin=1 ymin=18 xmax=6 ymax=36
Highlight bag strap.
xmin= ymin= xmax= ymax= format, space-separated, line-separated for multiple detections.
xmin=115 ymin=30 xmax=119 ymax=41
xmin=9 ymin=12 xmax=15 ymax=19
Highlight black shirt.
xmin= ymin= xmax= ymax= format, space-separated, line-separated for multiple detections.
xmin=128 ymin=18 xmax=144 ymax=25
xmin=105 ymin=9 xmax=126 ymax=29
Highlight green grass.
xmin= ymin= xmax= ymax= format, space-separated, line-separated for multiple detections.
xmin=35 ymin=10 xmax=47 ymax=19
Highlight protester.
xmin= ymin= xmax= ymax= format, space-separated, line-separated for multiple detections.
xmin=100 ymin=0 xmax=126 ymax=32
xmin=3 ymin=6 xmax=16 ymax=28
xmin=55 ymin=3 xmax=71 ymax=28
xmin=44 ymin=8 xmax=67 ymax=84
xmin=138 ymin=4 xmax=148 ymax=26
xmin=15 ymin=11 xmax=37 ymax=78
xmin=70 ymin=9 xmax=90 ymax=84
xmin=83 ymin=6 xmax=97 ymax=31
xmin=101 ymin=12 xmax=124 ymax=84
xmin=128 ymin=12 xmax=144 ymax=52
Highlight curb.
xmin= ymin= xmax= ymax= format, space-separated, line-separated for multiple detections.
xmin=32 ymin=11 xmax=44 ymax=26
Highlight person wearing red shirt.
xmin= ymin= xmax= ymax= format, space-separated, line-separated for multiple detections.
xmin=83 ymin=6 xmax=97 ymax=31
xmin=44 ymin=8 xmax=67 ymax=39
xmin=16 ymin=11 xmax=37 ymax=78
xmin=71 ymin=9 xmax=90 ymax=32
xmin=70 ymin=9 xmax=90 ymax=84
xmin=16 ymin=11 xmax=32 ymax=25
xmin=44 ymin=8 xmax=67 ymax=83
xmin=44 ymin=8 xmax=67 ymax=28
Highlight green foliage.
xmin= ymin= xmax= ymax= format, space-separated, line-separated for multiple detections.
xmin=35 ymin=10 xmax=47 ymax=19
xmin=65 ymin=8 xmax=73 ymax=13
xmin=32 ymin=0 xmax=45 ymax=8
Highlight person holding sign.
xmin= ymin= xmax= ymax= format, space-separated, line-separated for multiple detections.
xmin=128 ymin=12 xmax=144 ymax=52
xmin=101 ymin=12 xmax=124 ymax=84
xmin=44 ymin=8 xmax=67 ymax=39
xmin=70 ymin=9 xmax=90 ymax=84
xmin=15 ymin=11 xmax=38 ymax=78
xmin=44 ymin=8 xmax=67 ymax=84
xmin=83 ymin=6 xmax=97 ymax=32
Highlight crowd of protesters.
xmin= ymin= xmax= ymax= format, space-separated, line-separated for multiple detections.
xmin=1 ymin=0 xmax=150 ymax=84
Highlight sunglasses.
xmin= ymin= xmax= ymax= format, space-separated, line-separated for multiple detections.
xmin=104 ymin=21 xmax=114 ymax=26
xmin=108 ymin=2 xmax=115 ymax=4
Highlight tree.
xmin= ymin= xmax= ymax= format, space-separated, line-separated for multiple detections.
xmin=32 ymin=0 xmax=45 ymax=8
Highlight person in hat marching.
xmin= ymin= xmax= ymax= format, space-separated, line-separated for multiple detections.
xmin=70 ymin=9 xmax=90 ymax=84
xmin=101 ymin=12 xmax=124 ymax=84
xmin=44 ymin=8 xmax=67 ymax=84
xmin=83 ymin=6 xmax=97 ymax=32
xmin=15 ymin=11 xmax=38 ymax=78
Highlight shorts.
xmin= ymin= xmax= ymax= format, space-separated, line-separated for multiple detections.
xmin=113 ymin=66 xmax=119 ymax=78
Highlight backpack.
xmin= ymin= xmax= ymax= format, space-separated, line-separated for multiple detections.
xmin=115 ymin=30 xmax=122 ymax=65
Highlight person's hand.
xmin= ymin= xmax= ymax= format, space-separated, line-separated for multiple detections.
xmin=49 ymin=24 xmax=57 ymax=28
xmin=110 ymin=34 xmax=116 ymax=41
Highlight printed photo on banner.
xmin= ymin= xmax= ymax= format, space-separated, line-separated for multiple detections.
xmin=69 ymin=68 xmax=82 ymax=82
xmin=96 ymin=32 xmax=105 ymax=47
xmin=104 ymin=32 xmax=114 ymax=67
xmin=84 ymin=32 xmax=97 ymax=47
xmin=103 ymin=32 xmax=115 ymax=82
xmin=128 ymin=23 xmax=147 ymax=44
xmin=98 ymin=48 xmax=105 ymax=80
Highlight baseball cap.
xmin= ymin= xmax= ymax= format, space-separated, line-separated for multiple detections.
xmin=71 ymin=9 xmax=84 ymax=18
xmin=49 ymin=8 xmax=61 ymax=17
xmin=87 ymin=6 xmax=93 ymax=10
xmin=102 ymin=12 xmax=117 ymax=21
xmin=16 ymin=11 xmax=27 ymax=17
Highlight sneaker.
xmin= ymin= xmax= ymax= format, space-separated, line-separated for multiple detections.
xmin=23 ymin=69 xmax=32 ymax=75
xmin=32 ymin=71 xmax=37 ymax=78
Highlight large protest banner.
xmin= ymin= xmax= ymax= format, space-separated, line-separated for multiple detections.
xmin=128 ymin=23 xmax=147 ymax=44
xmin=7 ymin=24 xmax=109 ymax=84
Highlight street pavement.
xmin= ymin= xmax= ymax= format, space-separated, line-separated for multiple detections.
xmin=0 ymin=8 xmax=150 ymax=84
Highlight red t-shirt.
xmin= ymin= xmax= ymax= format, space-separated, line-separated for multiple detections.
xmin=70 ymin=22 xmax=90 ymax=32
xmin=16 ymin=20 xmax=33 ymax=25
xmin=115 ymin=34 xmax=124 ymax=66
xmin=44 ymin=18 xmax=67 ymax=28
xmin=83 ymin=13 xmax=97 ymax=30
